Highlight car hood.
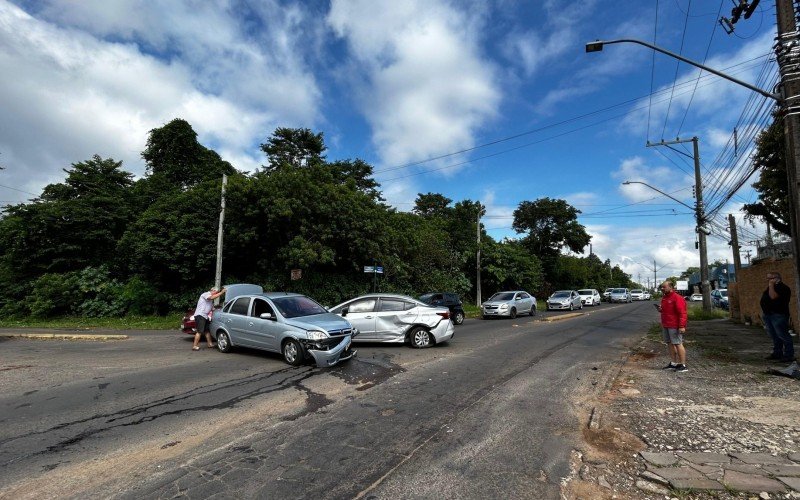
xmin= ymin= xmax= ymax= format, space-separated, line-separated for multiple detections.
xmin=482 ymin=300 xmax=513 ymax=306
xmin=283 ymin=312 xmax=352 ymax=333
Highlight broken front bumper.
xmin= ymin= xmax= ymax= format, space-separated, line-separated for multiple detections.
xmin=307 ymin=336 xmax=357 ymax=367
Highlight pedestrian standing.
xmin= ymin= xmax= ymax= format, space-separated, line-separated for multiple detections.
xmin=656 ymin=280 xmax=688 ymax=372
xmin=761 ymin=271 xmax=795 ymax=362
xmin=192 ymin=286 xmax=226 ymax=351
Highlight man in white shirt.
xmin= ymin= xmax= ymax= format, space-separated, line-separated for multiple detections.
xmin=192 ymin=286 xmax=226 ymax=351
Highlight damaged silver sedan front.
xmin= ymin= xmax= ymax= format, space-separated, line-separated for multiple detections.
xmin=210 ymin=284 xmax=357 ymax=367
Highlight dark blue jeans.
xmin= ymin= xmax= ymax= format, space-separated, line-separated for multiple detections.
xmin=763 ymin=313 xmax=794 ymax=359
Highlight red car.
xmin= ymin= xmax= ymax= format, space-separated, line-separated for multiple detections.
xmin=180 ymin=308 xmax=217 ymax=334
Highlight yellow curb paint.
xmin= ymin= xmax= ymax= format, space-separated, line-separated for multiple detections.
xmin=0 ymin=333 xmax=128 ymax=341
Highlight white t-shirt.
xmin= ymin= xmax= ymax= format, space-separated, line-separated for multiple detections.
xmin=193 ymin=291 xmax=214 ymax=319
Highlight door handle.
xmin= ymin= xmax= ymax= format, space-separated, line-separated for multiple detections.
xmin=365 ymin=315 xmax=373 ymax=319
xmin=249 ymin=322 xmax=254 ymax=327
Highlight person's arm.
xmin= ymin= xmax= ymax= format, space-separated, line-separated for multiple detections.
xmin=210 ymin=287 xmax=226 ymax=300
xmin=677 ymin=296 xmax=687 ymax=331
xmin=768 ymin=279 xmax=779 ymax=300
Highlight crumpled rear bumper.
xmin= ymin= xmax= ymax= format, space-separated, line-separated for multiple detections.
xmin=307 ymin=336 xmax=357 ymax=367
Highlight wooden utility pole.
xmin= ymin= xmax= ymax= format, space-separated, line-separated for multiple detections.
xmin=728 ymin=214 xmax=742 ymax=273
xmin=476 ymin=211 xmax=481 ymax=307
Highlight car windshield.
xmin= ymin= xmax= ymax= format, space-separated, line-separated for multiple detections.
xmin=489 ymin=292 xmax=515 ymax=301
xmin=578 ymin=290 xmax=593 ymax=295
xmin=271 ymin=296 xmax=328 ymax=318
xmin=631 ymin=289 xmax=642 ymax=293
xmin=418 ymin=293 xmax=434 ymax=302
xmin=551 ymin=292 xmax=570 ymax=298
xmin=720 ymin=290 xmax=728 ymax=297
xmin=612 ymin=288 xmax=626 ymax=293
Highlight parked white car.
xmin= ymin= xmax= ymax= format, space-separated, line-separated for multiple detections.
xmin=578 ymin=289 xmax=601 ymax=306
xmin=630 ymin=289 xmax=645 ymax=301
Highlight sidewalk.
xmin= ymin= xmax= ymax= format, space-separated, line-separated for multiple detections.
xmin=571 ymin=319 xmax=800 ymax=499
xmin=0 ymin=328 xmax=129 ymax=340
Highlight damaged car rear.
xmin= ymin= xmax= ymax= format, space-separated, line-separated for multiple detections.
xmin=210 ymin=284 xmax=357 ymax=367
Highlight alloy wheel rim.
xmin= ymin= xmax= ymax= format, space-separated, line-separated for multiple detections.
xmin=285 ymin=343 xmax=297 ymax=362
xmin=415 ymin=331 xmax=429 ymax=346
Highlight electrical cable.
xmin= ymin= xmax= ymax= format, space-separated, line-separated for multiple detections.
xmin=661 ymin=0 xmax=692 ymax=140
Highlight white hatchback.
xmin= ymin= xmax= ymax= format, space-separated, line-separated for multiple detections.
xmin=578 ymin=289 xmax=601 ymax=306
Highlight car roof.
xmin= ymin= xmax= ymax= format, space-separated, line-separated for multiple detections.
xmin=347 ymin=293 xmax=417 ymax=300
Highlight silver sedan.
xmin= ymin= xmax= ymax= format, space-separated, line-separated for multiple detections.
xmin=546 ymin=290 xmax=583 ymax=311
xmin=330 ymin=294 xmax=454 ymax=348
xmin=481 ymin=291 xmax=536 ymax=319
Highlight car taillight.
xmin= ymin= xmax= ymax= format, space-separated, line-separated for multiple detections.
xmin=437 ymin=311 xmax=450 ymax=319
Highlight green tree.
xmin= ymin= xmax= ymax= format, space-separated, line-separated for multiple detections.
xmin=743 ymin=119 xmax=790 ymax=235
xmin=413 ymin=193 xmax=452 ymax=218
xmin=260 ymin=127 xmax=326 ymax=171
xmin=481 ymin=239 xmax=543 ymax=296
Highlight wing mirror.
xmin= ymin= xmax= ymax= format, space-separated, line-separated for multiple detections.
xmin=260 ymin=312 xmax=275 ymax=320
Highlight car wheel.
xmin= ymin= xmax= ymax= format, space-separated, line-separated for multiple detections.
xmin=410 ymin=327 xmax=433 ymax=348
xmin=216 ymin=331 xmax=232 ymax=353
xmin=530 ymin=305 xmax=536 ymax=316
xmin=569 ymin=303 xmax=574 ymax=311
xmin=282 ymin=339 xmax=305 ymax=366
xmin=453 ymin=311 xmax=465 ymax=325
xmin=579 ymin=302 xmax=583 ymax=310
xmin=510 ymin=307 xmax=517 ymax=319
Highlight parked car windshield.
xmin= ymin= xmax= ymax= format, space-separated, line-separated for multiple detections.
xmin=720 ymin=290 xmax=728 ymax=298
xmin=489 ymin=292 xmax=515 ymax=301
xmin=419 ymin=293 xmax=435 ymax=302
xmin=612 ymin=288 xmax=627 ymax=293
xmin=271 ymin=296 xmax=328 ymax=318
xmin=551 ymin=292 xmax=571 ymax=298
xmin=578 ymin=290 xmax=594 ymax=295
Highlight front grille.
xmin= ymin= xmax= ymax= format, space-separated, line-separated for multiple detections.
xmin=327 ymin=328 xmax=353 ymax=337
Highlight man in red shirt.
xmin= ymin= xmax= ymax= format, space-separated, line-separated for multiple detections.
xmin=655 ymin=280 xmax=688 ymax=372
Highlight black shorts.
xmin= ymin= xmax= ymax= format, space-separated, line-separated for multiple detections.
xmin=195 ymin=315 xmax=210 ymax=334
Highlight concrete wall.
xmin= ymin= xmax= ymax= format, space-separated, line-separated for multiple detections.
xmin=732 ymin=258 xmax=798 ymax=328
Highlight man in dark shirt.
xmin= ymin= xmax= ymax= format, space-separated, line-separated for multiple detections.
xmin=760 ymin=271 xmax=794 ymax=362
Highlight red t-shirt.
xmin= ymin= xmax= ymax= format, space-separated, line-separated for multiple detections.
xmin=661 ymin=291 xmax=687 ymax=329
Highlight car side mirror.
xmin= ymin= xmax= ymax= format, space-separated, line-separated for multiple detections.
xmin=260 ymin=312 xmax=274 ymax=320
xmin=340 ymin=308 xmax=349 ymax=317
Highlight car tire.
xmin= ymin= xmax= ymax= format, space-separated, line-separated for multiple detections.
xmin=216 ymin=331 xmax=232 ymax=353
xmin=510 ymin=307 xmax=517 ymax=319
xmin=579 ymin=302 xmax=583 ymax=310
xmin=569 ymin=303 xmax=574 ymax=311
xmin=409 ymin=327 xmax=433 ymax=348
xmin=453 ymin=311 xmax=465 ymax=325
xmin=530 ymin=305 xmax=536 ymax=316
xmin=282 ymin=339 xmax=305 ymax=366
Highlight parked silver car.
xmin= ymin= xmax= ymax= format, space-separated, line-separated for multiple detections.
xmin=210 ymin=284 xmax=356 ymax=367
xmin=481 ymin=291 xmax=536 ymax=319
xmin=330 ymin=294 xmax=454 ymax=348
xmin=609 ymin=288 xmax=632 ymax=303
xmin=578 ymin=289 xmax=601 ymax=306
xmin=547 ymin=290 xmax=583 ymax=311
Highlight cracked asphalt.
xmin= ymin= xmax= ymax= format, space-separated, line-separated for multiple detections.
xmin=0 ymin=302 xmax=652 ymax=499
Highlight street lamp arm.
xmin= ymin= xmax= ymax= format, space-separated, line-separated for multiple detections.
xmin=621 ymin=181 xmax=695 ymax=211
xmin=586 ymin=38 xmax=781 ymax=102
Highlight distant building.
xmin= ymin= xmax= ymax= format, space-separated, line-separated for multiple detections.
xmin=686 ymin=263 xmax=738 ymax=294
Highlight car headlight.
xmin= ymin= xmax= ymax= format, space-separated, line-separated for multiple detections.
xmin=307 ymin=330 xmax=328 ymax=341
xmin=499 ymin=304 xmax=508 ymax=309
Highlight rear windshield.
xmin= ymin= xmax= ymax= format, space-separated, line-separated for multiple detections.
xmin=272 ymin=296 xmax=327 ymax=318
xmin=489 ymin=292 xmax=515 ymax=301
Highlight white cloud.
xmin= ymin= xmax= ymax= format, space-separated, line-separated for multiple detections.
xmin=0 ymin=0 xmax=323 ymax=203
xmin=327 ymin=0 xmax=500 ymax=169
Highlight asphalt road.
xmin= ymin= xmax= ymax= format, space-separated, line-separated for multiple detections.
xmin=0 ymin=301 xmax=658 ymax=499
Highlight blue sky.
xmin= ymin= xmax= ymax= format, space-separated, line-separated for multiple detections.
xmin=0 ymin=0 xmax=779 ymax=285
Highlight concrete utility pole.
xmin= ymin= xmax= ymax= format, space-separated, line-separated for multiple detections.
xmin=728 ymin=214 xmax=742 ymax=273
xmin=775 ymin=0 xmax=800 ymax=313
xmin=476 ymin=211 xmax=481 ymax=307
xmin=214 ymin=174 xmax=227 ymax=299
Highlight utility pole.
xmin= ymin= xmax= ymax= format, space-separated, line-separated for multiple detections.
xmin=654 ymin=259 xmax=658 ymax=290
xmin=646 ymin=137 xmax=711 ymax=311
xmin=476 ymin=211 xmax=481 ymax=307
xmin=728 ymin=214 xmax=742 ymax=274
xmin=214 ymin=174 xmax=227 ymax=302
xmin=776 ymin=0 xmax=800 ymax=321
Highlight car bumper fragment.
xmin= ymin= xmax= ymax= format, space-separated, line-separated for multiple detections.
xmin=307 ymin=336 xmax=355 ymax=367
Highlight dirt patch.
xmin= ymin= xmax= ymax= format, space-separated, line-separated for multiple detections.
xmin=582 ymin=427 xmax=646 ymax=462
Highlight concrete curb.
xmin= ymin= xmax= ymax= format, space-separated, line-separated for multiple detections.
xmin=0 ymin=333 xmax=128 ymax=341
xmin=541 ymin=312 xmax=584 ymax=322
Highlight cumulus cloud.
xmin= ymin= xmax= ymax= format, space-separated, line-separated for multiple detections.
xmin=327 ymin=0 xmax=500 ymax=169
xmin=0 ymin=0 xmax=321 ymax=203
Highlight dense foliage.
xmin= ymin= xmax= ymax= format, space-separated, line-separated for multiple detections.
xmin=0 ymin=121 xmax=637 ymax=317
xmin=743 ymin=118 xmax=790 ymax=235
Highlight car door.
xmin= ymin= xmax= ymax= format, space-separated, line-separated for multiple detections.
xmin=341 ymin=298 xmax=378 ymax=340
xmin=375 ymin=298 xmax=417 ymax=341
xmin=516 ymin=292 xmax=532 ymax=313
xmin=250 ymin=297 xmax=281 ymax=351
xmin=224 ymin=297 xmax=253 ymax=346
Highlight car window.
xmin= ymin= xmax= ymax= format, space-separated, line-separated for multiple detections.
xmin=347 ymin=298 xmax=376 ymax=313
xmin=379 ymin=299 xmax=406 ymax=312
xmin=223 ymin=300 xmax=234 ymax=313
xmin=490 ymin=292 xmax=515 ymax=301
xmin=552 ymin=292 xmax=570 ymax=298
xmin=251 ymin=298 xmax=274 ymax=318
xmin=578 ymin=290 xmax=592 ymax=295
xmin=230 ymin=297 xmax=251 ymax=315
xmin=272 ymin=296 xmax=327 ymax=318
xmin=720 ymin=290 xmax=728 ymax=297
xmin=404 ymin=301 xmax=417 ymax=311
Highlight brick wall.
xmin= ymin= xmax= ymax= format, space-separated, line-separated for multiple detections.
xmin=732 ymin=258 xmax=798 ymax=328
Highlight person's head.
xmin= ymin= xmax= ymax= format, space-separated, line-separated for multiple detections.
xmin=210 ymin=286 xmax=219 ymax=293
xmin=767 ymin=271 xmax=781 ymax=282
xmin=660 ymin=280 xmax=674 ymax=293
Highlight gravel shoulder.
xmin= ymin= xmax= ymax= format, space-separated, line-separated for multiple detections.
xmin=566 ymin=318 xmax=800 ymax=499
